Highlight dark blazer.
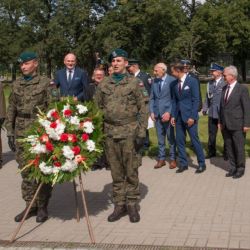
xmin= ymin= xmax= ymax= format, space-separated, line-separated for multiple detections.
xmin=171 ymin=75 xmax=200 ymax=122
xmin=149 ymin=74 xmax=176 ymax=117
xmin=137 ymin=71 xmax=151 ymax=95
xmin=55 ymin=67 xmax=89 ymax=101
xmin=219 ymin=83 xmax=250 ymax=130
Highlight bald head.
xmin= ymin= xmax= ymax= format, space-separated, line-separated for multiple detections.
xmin=154 ymin=63 xmax=167 ymax=78
xmin=64 ymin=53 xmax=77 ymax=70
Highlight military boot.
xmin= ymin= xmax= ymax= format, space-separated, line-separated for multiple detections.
xmin=36 ymin=206 xmax=48 ymax=223
xmin=107 ymin=205 xmax=127 ymax=222
xmin=127 ymin=204 xmax=140 ymax=223
xmin=14 ymin=207 xmax=37 ymax=222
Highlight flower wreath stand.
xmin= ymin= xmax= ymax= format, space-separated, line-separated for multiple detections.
xmin=10 ymin=174 xmax=95 ymax=243
xmin=9 ymin=98 xmax=104 ymax=244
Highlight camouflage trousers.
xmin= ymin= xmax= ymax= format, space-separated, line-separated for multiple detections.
xmin=105 ymin=136 xmax=140 ymax=206
xmin=16 ymin=141 xmax=52 ymax=208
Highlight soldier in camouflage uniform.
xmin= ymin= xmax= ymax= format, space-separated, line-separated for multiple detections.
xmin=5 ymin=51 xmax=59 ymax=223
xmin=94 ymin=49 xmax=147 ymax=223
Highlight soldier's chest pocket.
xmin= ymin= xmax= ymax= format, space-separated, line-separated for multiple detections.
xmin=30 ymin=89 xmax=47 ymax=105
xmin=122 ymin=89 xmax=136 ymax=105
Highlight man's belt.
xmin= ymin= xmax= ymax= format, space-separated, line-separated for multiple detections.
xmin=105 ymin=116 xmax=137 ymax=125
xmin=17 ymin=113 xmax=33 ymax=119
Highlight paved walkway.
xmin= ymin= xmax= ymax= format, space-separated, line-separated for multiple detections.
xmin=1 ymin=130 xmax=250 ymax=249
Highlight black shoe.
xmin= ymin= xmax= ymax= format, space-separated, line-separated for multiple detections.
xmin=205 ymin=154 xmax=216 ymax=159
xmin=225 ymin=170 xmax=236 ymax=177
xmin=233 ymin=172 xmax=244 ymax=179
xmin=223 ymin=155 xmax=228 ymax=161
xmin=195 ymin=165 xmax=206 ymax=174
xmin=107 ymin=205 xmax=127 ymax=222
xmin=91 ymin=165 xmax=103 ymax=171
xmin=36 ymin=207 xmax=48 ymax=223
xmin=176 ymin=166 xmax=188 ymax=173
xmin=14 ymin=207 xmax=37 ymax=222
xmin=127 ymin=204 xmax=140 ymax=223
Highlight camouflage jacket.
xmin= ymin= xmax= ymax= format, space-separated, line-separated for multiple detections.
xmin=94 ymin=74 xmax=147 ymax=139
xmin=0 ymin=82 xmax=6 ymax=119
xmin=5 ymin=75 xmax=59 ymax=137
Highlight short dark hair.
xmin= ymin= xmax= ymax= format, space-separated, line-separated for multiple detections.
xmin=170 ymin=62 xmax=184 ymax=72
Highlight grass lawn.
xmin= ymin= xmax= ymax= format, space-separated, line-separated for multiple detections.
xmin=3 ymin=83 xmax=250 ymax=157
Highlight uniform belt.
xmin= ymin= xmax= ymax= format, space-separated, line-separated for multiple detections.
xmin=105 ymin=116 xmax=137 ymax=125
xmin=17 ymin=113 xmax=32 ymax=119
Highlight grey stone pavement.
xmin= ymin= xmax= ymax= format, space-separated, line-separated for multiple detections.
xmin=1 ymin=130 xmax=250 ymax=250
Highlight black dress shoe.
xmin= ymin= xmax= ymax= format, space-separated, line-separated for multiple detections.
xmin=14 ymin=207 xmax=37 ymax=222
xmin=127 ymin=204 xmax=140 ymax=223
xmin=108 ymin=205 xmax=127 ymax=222
xmin=233 ymin=172 xmax=244 ymax=179
xmin=225 ymin=170 xmax=236 ymax=177
xmin=195 ymin=165 xmax=206 ymax=174
xmin=36 ymin=207 xmax=48 ymax=223
xmin=205 ymin=154 xmax=216 ymax=159
xmin=176 ymin=166 xmax=188 ymax=173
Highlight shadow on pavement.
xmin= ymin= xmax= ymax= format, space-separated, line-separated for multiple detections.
xmin=49 ymin=181 xmax=148 ymax=220
xmin=1 ymin=151 xmax=15 ymax=167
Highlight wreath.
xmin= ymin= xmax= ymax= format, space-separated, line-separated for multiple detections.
xmin=19 ymin=97 xmax=104 ymax=185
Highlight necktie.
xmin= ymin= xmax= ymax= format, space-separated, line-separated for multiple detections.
xmin=178 ymin=80 xmax=182 ymax=94
xmin=224 ymin=85 xmax=230 ymax=103
xmin=68 ymin=70 xmax=72 ymax=84
xmin=158 ymin=79 xmax=162 ymax=92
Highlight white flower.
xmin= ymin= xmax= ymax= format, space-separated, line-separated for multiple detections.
xmin=61 ymin=160 xmax=78 ymax=172
xmin=83 ymin=121 xmax=94 ymax=134
xmin=86 ymin=139 xmax=95 ymax=152
xmin=26 ymin=135 xmax=39 ymax=146
xmin=39 ymin=118 xmax=51 ymax=129
xmin=70 ymin=116 xmax=80 ymax=126
xmin=62 ymin=146 xmax=74 ymax=160
xmin=52 ymin=167 xmax=60 ymax=174
xmin=46 ymin=109 xmax=56 ymax=119
xmin=76 ymin=104 xmax=88 ymax=114
xmin=30 ymin=143 xmax=47 ymax=154
xmin=39 ymin=162 xmax=53 ymax=175
xmin=45 ymin=127 xmax=60 ymax=140
xmin=55 ymin=121 xmax=65 ymax=135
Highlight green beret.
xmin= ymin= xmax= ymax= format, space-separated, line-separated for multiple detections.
xmin=127 ymin=58 xmax=140 ymax=67
xmin=17 ymin=51 xmax=37 ymax=63
xmin=108 ymin=48 xmax=128 ymax=62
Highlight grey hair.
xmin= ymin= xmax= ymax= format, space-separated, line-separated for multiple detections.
xmin=155 ymin=62 xmax=167 ymax=72
xmin=224 ymin=65 xmax=238 ymax=78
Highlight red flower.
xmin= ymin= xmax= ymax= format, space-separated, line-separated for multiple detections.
xmin=52 ymin=155 xmax=57 ymax=160
xmin=50 ymin=121 xmax=57 ymax=129
xmin=72 ymin=146 xmax=81 ymax=155
xmin=68 ymin=134 xmax=77 ymax=143
xmin=46 ymin=141 xmax=54 ymax=151
xmin=40 ymin=133 xmax=49 ymax=143
xmin=64 ymin=109 xmax=72 ymax=117
xmin=51 ymin=111 xmax=60 ymax=120
xmin=75 ymin=155 xmax=86 ymax=163
xmin=60 ymin=133 xmax=68 ymax=142
xmin=81 ymin=133 xmax=89 ymax=141
xmin=54 ymin=161 xmax=62 ymax=167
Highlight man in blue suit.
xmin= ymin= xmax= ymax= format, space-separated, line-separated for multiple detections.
xmin=170 ymin=62 xmax=206 ymax=173
xmin=150 ymin=63 xmax=176 ymax=169
xmin=55 ymin=53 xmax=90 ymax=101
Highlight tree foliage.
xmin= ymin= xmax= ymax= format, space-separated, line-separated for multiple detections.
xmin=0 ymin=0 xmax=249 ymax=79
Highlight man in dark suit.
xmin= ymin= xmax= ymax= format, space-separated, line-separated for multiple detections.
xmin=203 ymin=63 xmax=227 ymax=159
xmin=219 ymin=65 xmax=250 ymax=179
xmin=181 ymin=59 xmax=202 ymax=111
xmin=170 ymin=62 xmax=206 ymax=173
xmin=150 ymin=63 xmax=177 ymax=169
xmin=55 ymin=53 xmax=89 ymax=101
xmin=127 ymin=59 xmax=152 ymax=148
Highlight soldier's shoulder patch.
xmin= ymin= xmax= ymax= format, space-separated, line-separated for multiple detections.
xmin=138 ymin=81 xmax=144 ymax=87
xmin=142 ymin=89 xmax=149 ymax=97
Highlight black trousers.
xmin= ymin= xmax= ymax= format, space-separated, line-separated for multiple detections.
xmin=223 ymin=127 xmax=246 ymax=173
xmin=208 ymin=117 xmax=227 ymax=156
